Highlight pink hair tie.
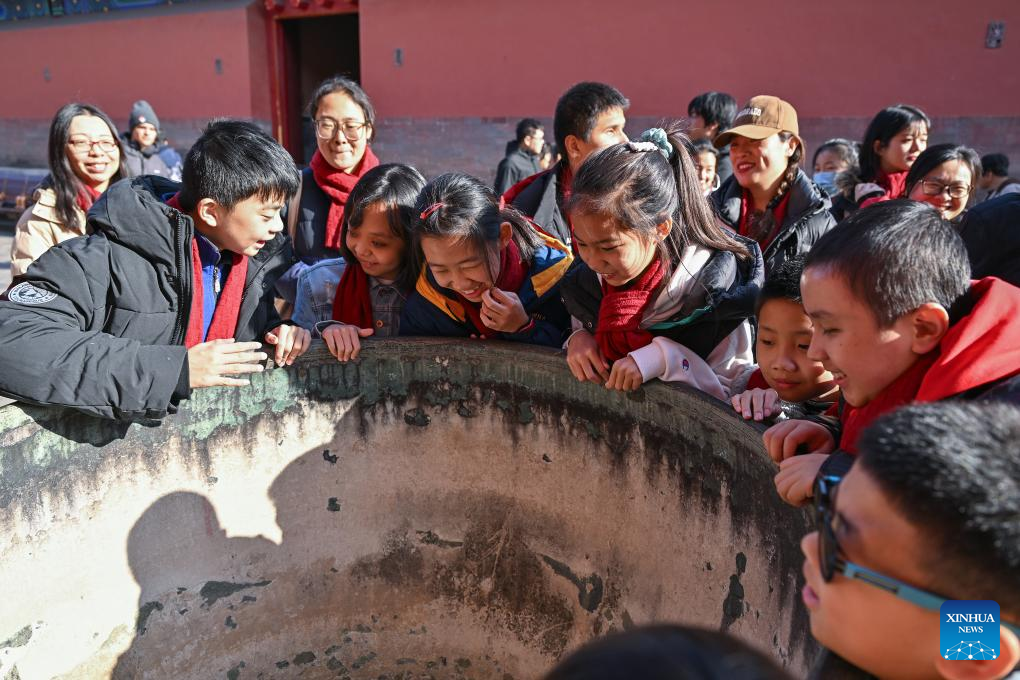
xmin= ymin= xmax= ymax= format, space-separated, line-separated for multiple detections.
xmin=498 ymin=195 xmax=507 ymax=211
xmin=420 ymin=202 xmax=444 ymax=220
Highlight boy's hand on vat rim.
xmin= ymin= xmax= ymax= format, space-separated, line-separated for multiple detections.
xmin=763 ymin=419 xmax=835 ymax=464
xmin=188 ymin=339 xmax=267 ymax=388
xmin=265 ymin=324 xmax=311 ymax=366
xmin=774 ymin=453 xmax=829 ymax=507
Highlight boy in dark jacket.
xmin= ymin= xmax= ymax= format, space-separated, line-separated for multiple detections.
xmin=0 ymin=120 xmax=310 ymax=421
xmin=764 ymin=200 xmax=1020 ymax=506
xmin=802 ymin=402 xmax=1020 ymax=680
xmin=502 ymin=82 xmax=629 ymax=248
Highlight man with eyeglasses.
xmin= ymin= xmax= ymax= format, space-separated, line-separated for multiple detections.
xmin=803 ymin=401 xmax=1020 ymax=680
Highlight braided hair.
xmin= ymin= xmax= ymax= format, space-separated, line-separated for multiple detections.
xmin=767 ymin=132 xmax=802 ymax=210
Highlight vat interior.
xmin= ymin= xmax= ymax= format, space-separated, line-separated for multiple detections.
xmin=108 ymin=387 xmax=806 ymax=679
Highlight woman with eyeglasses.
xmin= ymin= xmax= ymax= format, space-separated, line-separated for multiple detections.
xmin=276 ymin=76 xmax=380 ymax=305
xmin=11 ymin=102 xmax=125 ymax=277
xmin=903 ymin=144 xmax=981 ymax=222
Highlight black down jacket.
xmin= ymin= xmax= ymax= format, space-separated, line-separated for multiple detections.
xmin=0 ymin=176 xmax=291 ymax=421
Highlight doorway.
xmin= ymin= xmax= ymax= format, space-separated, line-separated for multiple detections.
xmin=271 ymin=9 xmax=360 ymax=164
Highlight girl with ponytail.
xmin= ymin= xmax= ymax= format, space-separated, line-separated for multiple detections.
xmin=400 ymin=173 xmax=573 ymax=347
xmin=710 ymin=96 xmax=835 ymax=274
xmin=561 ymin=124 xmax=764 ymax=399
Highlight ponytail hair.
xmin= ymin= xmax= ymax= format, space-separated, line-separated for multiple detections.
xmin=415 ymin=172 xmax=543 ymax=282
xmin=566 ymin=122 xmax=751 ymax=278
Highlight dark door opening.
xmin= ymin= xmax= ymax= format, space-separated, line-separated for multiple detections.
xmin=279 ymin=12 xmax=360 ymax=165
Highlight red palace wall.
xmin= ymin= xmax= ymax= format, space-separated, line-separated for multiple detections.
xmin=0 ymin=1 xmax=270 ymax=165
xmin=1 ymin=0 xmax=1019 ymax=181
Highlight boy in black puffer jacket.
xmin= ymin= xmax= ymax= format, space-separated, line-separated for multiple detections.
xmin=0 ymin=120 xmax=310 ymax=421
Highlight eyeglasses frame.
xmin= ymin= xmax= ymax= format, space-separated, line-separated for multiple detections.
xmin=919 ymin=178 xmax=971 ymax=200
xmin=66 ymin=136 xmax=118 ymax=155
xmin=313 ymin=117 xmax=370 ymax=142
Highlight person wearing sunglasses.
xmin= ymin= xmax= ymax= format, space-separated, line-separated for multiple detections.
xmin=11 ymin=102 xmax=126 ymax=277
xmin=904 ymin=144 xmax=982 ymax=222
xmin=802 ymin=402 xmax=1020 ymax=680
xmin=275 ymin=75 xmax=379 ymax=306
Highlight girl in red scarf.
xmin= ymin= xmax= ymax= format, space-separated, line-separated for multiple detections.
xmin=277 ymin=76 xmax=380 ymax=304
xmin=400 ymin=173 xmax=574 ymax=348
xmin=292 ymin=164 xmax=426 ymax=362
xmin=561 ymin=125 xmax=762 ymax=399
xmin=851 ymin=105 xmax=930 ymax=210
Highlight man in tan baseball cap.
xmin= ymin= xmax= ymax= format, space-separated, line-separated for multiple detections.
xmin=714 ymin=95 xmax=804 ymax=151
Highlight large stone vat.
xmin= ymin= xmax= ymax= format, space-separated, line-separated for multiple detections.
xmin=0 ymin=339 xmax=815 ymax=679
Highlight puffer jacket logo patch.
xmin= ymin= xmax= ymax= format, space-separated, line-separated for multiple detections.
xmin=8 ymin=282 xmax=58 ymax=305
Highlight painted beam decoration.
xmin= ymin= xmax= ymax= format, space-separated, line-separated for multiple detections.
xmin=0 ymin=0 xmax=197 ymax=23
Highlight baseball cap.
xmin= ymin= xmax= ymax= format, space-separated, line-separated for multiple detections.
xmin=714 ymin=95 xmax=802 ymax=150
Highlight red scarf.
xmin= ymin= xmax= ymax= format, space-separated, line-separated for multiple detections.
xmin=738 ymin=189 xmax=791 ymax=251
xmin=746 ymin=368 xmax=772 ymax=390
xmin=309 ymin=147 xmax=380 ymax=251
xmin=839 ymin=277 xmax=1020 ymax=453
xmin=75 ymin=184 xmax=101 ymax=212
xmin=596 ymin=257 xmax=665 ymax=362
xmin=877 ymin=169 xmax=909 ymax=198
xmin=331 ymin=261 xmax=373 ymax=328
xmin=859 ymin=169 xmax=909 ymax=209
xmin=165 ymin=193 xmax=250 ymax=348
xmin=458 ymin=239 xmax=529 ymax=338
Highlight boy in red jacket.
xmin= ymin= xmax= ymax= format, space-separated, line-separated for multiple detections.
xmin=764 ymin=200 xmax=1020 ymax=505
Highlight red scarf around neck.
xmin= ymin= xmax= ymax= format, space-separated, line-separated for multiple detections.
xmin=309 ymin=147 xmax=380 ymax=251
xmin=331 ymin=261 xmax=373 ymax=328
xmin=457 ymin=239 xmax=529 ymax=338
xmin=596 ymin=256 xmax=665 ymax=362
xmin=165 ymin=193 xmax=250 ymax=348
xmin=876 ymin=168 xmax=909 ymax=198
xmin=75 ymin=184 xmax=102 ymax=213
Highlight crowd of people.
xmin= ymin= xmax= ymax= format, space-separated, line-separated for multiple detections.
xmin=1 ymin=76 xmax=1018 ymax=679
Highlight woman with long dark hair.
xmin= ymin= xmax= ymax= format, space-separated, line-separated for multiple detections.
xmin=837 ymin=104 xmax=930 ymax=215
xmin=11 ymin=102 xmax=125 ymax=277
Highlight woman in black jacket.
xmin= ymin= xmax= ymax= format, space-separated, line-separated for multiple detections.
xmin=710 ymin=95 xmax=835 ymax=274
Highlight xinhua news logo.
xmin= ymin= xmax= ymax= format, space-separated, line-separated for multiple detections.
xmin=940 ymin=600 xmax=1001 ymax=660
